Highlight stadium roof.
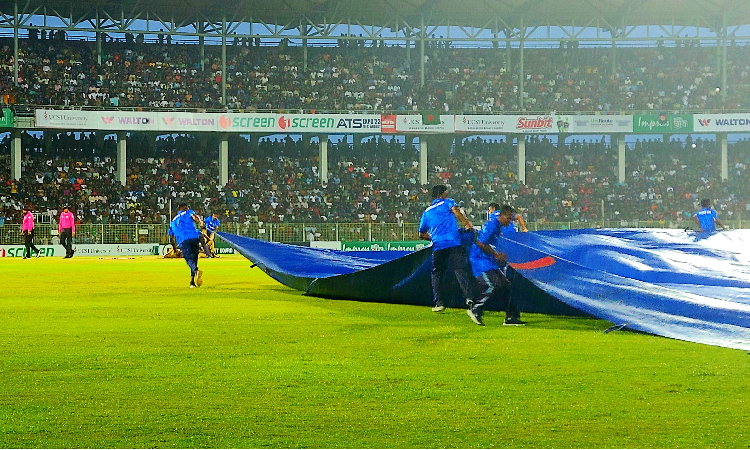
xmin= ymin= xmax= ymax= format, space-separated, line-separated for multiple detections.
xmin=1 ymin=0 xmax=748 ymax=30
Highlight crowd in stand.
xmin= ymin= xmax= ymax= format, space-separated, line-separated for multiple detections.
xmin=2 ymin=132 xmax=749 ymax=231
xmin=1 ymin=33 xmax=749 ymax=112
xmin=1 ymin=33 xmax=749 ymax=234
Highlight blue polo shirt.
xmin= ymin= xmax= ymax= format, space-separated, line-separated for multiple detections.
xmin=169 ymin=209 xmax=201 ymax=245
xmin=694 ymin=207 xmax=718 ymax=232
xmin=205 ymin=216 xmax=220 ymax=234
xmin=419 ymin=197 xmax=461 ymax=251
xmin=469 ymin=211 xmax=504 ymax=277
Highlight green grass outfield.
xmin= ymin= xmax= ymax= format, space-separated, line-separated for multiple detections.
xmin=2 ymin=254 xmax=749 ymax=448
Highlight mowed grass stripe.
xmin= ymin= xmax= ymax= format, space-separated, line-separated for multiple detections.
xmin=2 ymin=255 xmax=749 ymax=448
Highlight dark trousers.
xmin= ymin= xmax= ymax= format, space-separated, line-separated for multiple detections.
xmin=199 ymin=233 xmax=213 ymax=257
xmin=24 ymin=232 xmax=40 ymax=258
xmin=475 ymin=268 xmax=519 ymax=319
xmin=431 ymin=245 xmax=478 ymax=307
xmin=180 ymin=238 xmax=200 ymax=281
xmin=60 ymin=228 xmax=73 ymax=257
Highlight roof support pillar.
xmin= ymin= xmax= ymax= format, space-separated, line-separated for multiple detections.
xmin=301 ymin=21 xmax=308 ymax=71
xmin=199 ymin=20 xmax=205 ymax=72
xmin=516 ymin=134 xmax=526 ymax=185
xmin=519 ymin=16 xmax=525 ymax=110
xmin=117 ymin=132 xmax=127 ymax=187
xmin=506 ymin=29 xmax=511 ymax=69
xmin=13 ymin=1 xmax=18 ymax=86
xmin=419 ymin=136 xmax=428 ymax=185
xmin=617 ymin=134 xmax=626 ymax=185
xmin=96 ymin=10 xmax=102 ymax=66
xmin=221 ymin=16 xmax=227 ymax=107
xmin=420 ymin=15 xmax=425 ymax=87
xmin=11 ymin=129 xmax=21 ymax=181
xmin=720 ymin=133 xmax=728 ymax=181
xmin=721 ymin=11 xmax=728 ymax=107
xmin=405 ymin=27 xmax=411 ymax=70
xmin=219 ymin=135 xmax=228 ymax=186
xmin=318 ymin=135 xmax=328 ymax=184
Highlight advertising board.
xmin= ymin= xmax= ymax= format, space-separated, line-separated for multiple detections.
xmin=694 ymin=114 xmax=750 ymax=132
xmin=0 ymin=244 xmax=158 ymax=258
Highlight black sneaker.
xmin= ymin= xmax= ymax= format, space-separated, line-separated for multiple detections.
xmin=467 ymin=308 xmax=485 ymax=326
xmin=466 ymin=298 xmax=474 ymax=309
xmin=503 ymin=317 xmax=526 ymax=326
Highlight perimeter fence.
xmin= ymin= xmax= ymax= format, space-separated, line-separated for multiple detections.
xmin=1 ymin=220 xmax=747 ymax=246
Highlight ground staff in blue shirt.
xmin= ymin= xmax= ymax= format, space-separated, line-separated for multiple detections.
xmin=693 ymin=198 xmax=725 ymax=232
xmin=418 ymin=184 xmax=480 ymax=313
xmin=493 ymin=204 xmax=528 ymax=235
xmin=169 ymin=204 xmax=205 ymax=288
xmin=467 ymin=204 xmax=525 ymax=326
xmin=204 ymin=213 xmax=221 ymax=258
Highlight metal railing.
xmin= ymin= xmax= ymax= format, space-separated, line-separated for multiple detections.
xmin=0 ymin=224 xmax=171 ymax=246
xmin=1 ymin=220 xmax=747 ymax=246
xmin=8 ymin=103 xmax=750 ymax=118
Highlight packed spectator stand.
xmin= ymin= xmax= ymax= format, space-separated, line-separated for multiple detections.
xmin=2 ymin=131 xmax=749 ymax=231
xmin=1 ymin=33 xmax=747 ymax=112
xmin=1 ymin=33 xmax=749 ymax=237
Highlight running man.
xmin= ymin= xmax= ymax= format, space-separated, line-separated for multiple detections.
xmin=168 ymin=204 xmax=205 ymax=288
xmin=204 ymin=212 xmax=221 ymax=258
xmin=467 ymin=204 xmax=525 ymax=326
xmin=418 ymin=184 xmax=480 ymax=313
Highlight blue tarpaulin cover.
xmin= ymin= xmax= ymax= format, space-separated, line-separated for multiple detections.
xmin=219 ymin=229 xmax=750 ymax=350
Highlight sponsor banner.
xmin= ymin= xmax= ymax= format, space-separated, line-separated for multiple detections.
xmin=0 ymin=243 xmax=158 ymax=258
xmin=455 ymin=115 xmax=556 ymax=133
xmin=340 ymin=241 xmax=429 ymax=251
xmin=35 ymin=110 xmax=160 ymax=130
xmin=157 ymin=112 xmax=220 ymax=132
xmin=694 ymin=114 xmax=750 ymax=132
xmin=381 ymin=114 xmax=397 ymax=133
xmin=216 ymin=113 xmax=278 ymax=132
xmin=157 ymin=244 xmax=235 ymax=256
xmin=310 ymin=241 xmax=343 ymax=250
xmin=455 ymin=115 xmax=513 ymax=133
xmin=633 ymin=114 xmax=693 ymax=133
xmin=555 ymin=115 xmax=633 ymax=133
xmin=95 ymin=111 xmax=159 ymax=131
xmin=218 ymin=113 xmax=381 ymax=133
xmin=33 ymin=110 xmax=637 ymax=134
xmin=395 ymin=115 xmax=455 ymax=133
xmin=212 ymin=239 xmax=236 ymax=254
xmin=36 ymin=109 xmax=93 ymax=129
xmin=0 ymin=108 xmax=14 ymax=127
xmin=281 ymin=113 xmax=381 ymax=133
xmin=0 ymin=245 xmax=59 ymax=258
xmin=513 ymin=115 xmax=555 ymax=133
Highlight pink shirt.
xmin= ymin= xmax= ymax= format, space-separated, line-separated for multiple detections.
xmin=59 ymin=211 xmax=75 ymax=233
xmin=22 ymin=211 xmax=34 ymax=233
